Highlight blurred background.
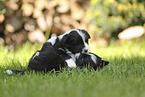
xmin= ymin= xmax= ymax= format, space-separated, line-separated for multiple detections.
xmin=0 ymin=0 xmax=145 ymax=49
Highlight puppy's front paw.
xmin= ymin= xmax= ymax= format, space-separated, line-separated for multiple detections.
xmin=65 ymin=59 xmax=76 ymax=68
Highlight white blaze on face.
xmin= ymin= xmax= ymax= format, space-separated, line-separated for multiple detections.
xmin=83 ymin=42 xmax=90 ymax=52
xmin=76 ymin=29 xmax=90 ymax=53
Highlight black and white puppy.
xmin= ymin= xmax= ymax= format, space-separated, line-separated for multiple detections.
xmin=76 ymin=53 xmax=109 ymax=70
xmin=5 ymin=29 xmax=90 ymax=74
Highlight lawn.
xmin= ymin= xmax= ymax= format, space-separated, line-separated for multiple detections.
xmin=0 ymin=39 xmax=145 ymax=97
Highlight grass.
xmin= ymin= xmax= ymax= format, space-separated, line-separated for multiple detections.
xmin=0 ymin=39 xmax=145 ymax=97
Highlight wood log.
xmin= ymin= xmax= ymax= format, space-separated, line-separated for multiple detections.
xmin=6 ymin=0 xmax=19 ymax=11
xmin=24 ymin=19 xmax=36 ymax=31
xmin=45 ymin=13 xmax=53 ymax=27
xmin=36 ymin=14 xmax=47 ymax=31
xmin=97 ymin=37 xmax=109 ymax=47
xmin=118 ymin=26 xmax=145 ymax=39
xmin=0 ymin=23 xmax=5 ymax=34
xmin=70 ymin=2 xmax=84 ymax=20
xmin=56 ymin=0 xmax=70 ymax=13
xmin=0 ymin=15 xmax=5 ymax=23
xmin=48 ymin=7 xmax=55 ymax=15
xmin=33 ymin=8 xmax=43 ymax=18
xmin=28 ymin=29 xmax=46 ymax=43
xmin=45 ymin=0 xmax=57 ymax=10
xmin=11 ymin=30 xmax=28 ymax=44
xmin=51 ymin=25 xmax=63 ymax=35
xmin=61 ymin=25 xmax=71 ymax=32
xmin=21 ymin=3 xmax=34 ymax=16
xmin=5 ymin=30 xmax=28 ymax=50
xmin=22 ymin=0 xmax=34 ymax=3
xmin=60 ymin=15 xmax=72 ymax=25
xmin=34 ymin=0 xmax=47 ymax=10
xmin=87 ymin=24 xmax=96 ymax=39
xmin=80 ymin=16 xmax=89 ymax=26
xmin=54 ymin=16 xmax=61 ymax=24
xmin=34 ymin=11 xmax=53 ymax=31
xmin=5 ymin=16 xmax=23 ymax=33
xmin=0 ymin=37 xmax=5 ymax=45
xmin=71 ymin=21 xmax=81 ymax=28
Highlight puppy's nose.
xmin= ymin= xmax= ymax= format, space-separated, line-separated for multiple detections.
xmin=84 ymin=49 xmax=88 ymax=53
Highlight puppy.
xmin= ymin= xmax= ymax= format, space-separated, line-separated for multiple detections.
xmin=76 ymin=53 xmax=109 ymax=70
xmin=5 ymin=29 xmax=90 ymax=74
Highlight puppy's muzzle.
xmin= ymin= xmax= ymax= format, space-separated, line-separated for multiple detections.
xmin=84 ymin=49 xmax=88 ymax=53
xmin=82 ymin=42 xmax=90 ymax=53
xmin=82 ymin=49 xmax=89 ymax=53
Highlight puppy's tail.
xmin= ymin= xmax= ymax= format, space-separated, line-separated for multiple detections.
xmin=4 ymin=68 xmax=29 ymax=75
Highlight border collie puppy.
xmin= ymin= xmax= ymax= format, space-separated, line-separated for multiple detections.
xmin=76 ymin=53 xmax=109 ymax=70
xmin=5 ymin=29 xmax=90 ymax=75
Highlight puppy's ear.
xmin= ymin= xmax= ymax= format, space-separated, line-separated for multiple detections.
xmin=100 ymin=60 xmax=109 ymax=69
xmin=80 ymin=29 xmax=91 ymax=39
xmin=105 ymin=61 xmax=109 ymax=65
xmin=61 ymin=34 xmax=69 ymax=45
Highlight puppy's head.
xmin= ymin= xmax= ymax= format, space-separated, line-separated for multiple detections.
xmin=60 ymin=29 xmax=90 ymax=54
xmin=76 ymin=53 xmax=109 ymax=70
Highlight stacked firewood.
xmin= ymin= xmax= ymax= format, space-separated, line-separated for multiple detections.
xmin=0 ymin=0 xmax=95 ymax=49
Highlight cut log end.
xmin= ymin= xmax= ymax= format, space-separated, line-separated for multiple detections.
xmin=118 ymin=26 xmax=145 ymax=40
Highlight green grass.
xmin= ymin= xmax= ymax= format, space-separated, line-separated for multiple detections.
xmin=0 ymin=40 xmax=145 ymax=97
